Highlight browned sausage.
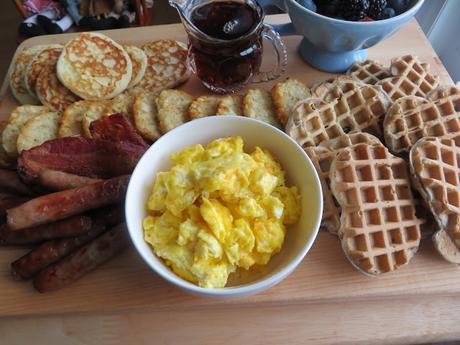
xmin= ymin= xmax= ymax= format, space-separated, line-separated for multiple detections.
xmin=0 ymin=194 xmax=30 ymax=219
xmin=10 ymin=205 xmax=124 ymax=280
xmin=6 ymin=175 xmax=129 ymax=230
xmin=33 ymin=223 xmax=128 ymax=292
xmin=0 ymin=215 xmax=92 ymax=245
xmin=0 ymin=169 xmax=34 ymax=195
xmin=38 ymin=170 xmax=102 ymax=191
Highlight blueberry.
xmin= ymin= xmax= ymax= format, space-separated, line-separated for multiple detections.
xmin=387 ymin=0 xmax=408 ymax=15
xmin=297 ymin=0 xmax=317 ymax=11
xmin=382 ymin=7 xmax=396 ymax=18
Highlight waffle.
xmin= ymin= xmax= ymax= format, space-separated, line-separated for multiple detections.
xmin=310 ymin=76 xmax=360 ymax=99
xmin=347 ymin=59 xmax=391 ymax=85
xmin=330 ymin=143 xmax=423 ymax=275
xmin=409 ymin=137 xmax=460 ymax=254
xmin=285 ymin=84 xmax=390 ymax=147
xmin=427 ymin=85 xmax=460 ymax=103
xmin=377 ymin=55 xmax=439 ymax=101
xmin=433 ymin=229 xmax=460 ymax=264
xmin=306 ymin=132 xmax=381 ymax=234
xmin=384 ymin=96 xmax=460 ymax=154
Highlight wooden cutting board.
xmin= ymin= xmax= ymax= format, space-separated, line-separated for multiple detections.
xmin=0 ymin=16 xmax=457 ymax=319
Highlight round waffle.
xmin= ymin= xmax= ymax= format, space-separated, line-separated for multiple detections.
xmin=57 ymin=32 xmax=132 ymax=100
xmin=347 ymin=59 xmax=391 ymax=85
xmin=9 ymin=45 xmax=50 ymax=105
xmin=310 ymin=76 xmax=360 ymax=99
xmin=36 ymin=64 xmax=80 ymax=113
xmin=377 ymin=55 xmax=439 ymax=101
xmin=305 ymin=132 xmax=382 ymax=234
xmin=24 ymin=44 xmax=63 ymax=97
xmin=330 ymin=143 xmax=423 ymax=275
xmin=410 ymin=137 xmax=460 ymax=257
xmin=135 ymin=40 xmax=191 ymax=94
xmin=286 ymin=84 xmax=390 ymax=147
xmin=124 ymin=45 xmax=147 ymax=89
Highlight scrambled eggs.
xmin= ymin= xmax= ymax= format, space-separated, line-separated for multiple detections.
xmin=143 ymin=136 xmax=301 ymax=288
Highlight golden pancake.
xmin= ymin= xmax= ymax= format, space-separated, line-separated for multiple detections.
xmin=57 ymin=32 xmax=132 ymax=100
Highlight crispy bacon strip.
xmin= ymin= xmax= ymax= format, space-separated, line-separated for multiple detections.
xmin=39 ymin=170 xmax=102 ymax=191
xmin=7 ymin=175 xmax=129 ymax=230
xmin=33 ymin=223 xmax=128 ymax=292
xmin=90 ymin=113 xmax=148 ymax=148
xmin=0 ymin=169 xmax=34 ymax=195
xmin=11 ymin=206 xmax=124 ymax=280
xmin=17 ymin=137 xmax=145 ymax=183
xmin=0 ymin=215 xmax=92 ymax=245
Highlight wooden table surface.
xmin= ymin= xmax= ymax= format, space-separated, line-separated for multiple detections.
xmin=1 ymin=15 xmax=459 ymax=345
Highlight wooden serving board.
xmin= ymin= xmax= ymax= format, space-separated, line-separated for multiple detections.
xmin=0 ymin=16 xmax=457 ymax=319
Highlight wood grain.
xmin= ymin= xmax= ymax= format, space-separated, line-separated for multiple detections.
xmin=0 ymin=15 xmax=458 ymax=344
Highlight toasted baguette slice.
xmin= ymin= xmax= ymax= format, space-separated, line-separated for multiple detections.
xmin=17 ymin=111 xmax=60 ymax=153
xmin=82 ymin=101 xmax=111 ymax=137
xmin=59 ymin=100 xmax=94 ymax=137
xmin=272 ymin=77 xmax=311 ymax=125
xmin=188 ymin=95 xmax=221 ymax=119
xmin=216 ymin=95 xmax=243 ymax=115
xmin=243 ymin=89 xmax=281 ymax=128
xmin=156 ymin=89 xmax=193 ymax=133
xmin=133 ymin=92 xmax=161 ymax=141
xmin=2 ymin=105 xmax=48 ymax=157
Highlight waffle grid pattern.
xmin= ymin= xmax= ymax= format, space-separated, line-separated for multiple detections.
xmin=347 ymin=60 xmax=391 ymax=85
xmin=384 ymin=96 xmax=460 ymax=154
xmin=378 ymin=55 xmax=439 ymax=101
xmin=286 ymin=86 xmax=388 ymax=147
xmin=411 ymin=137 xmax=460 ymax=242
xmin=331 ymin=144 xmax=422 ymax=274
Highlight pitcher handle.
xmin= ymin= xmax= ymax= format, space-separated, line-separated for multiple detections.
xmin=252 ymin=24 xmax=288 ymax=83
xmin=258 ymin=0 xmax=297 ymax=36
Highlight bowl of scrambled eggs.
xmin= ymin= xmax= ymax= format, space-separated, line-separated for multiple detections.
xmin=125 ymin=116 xmax=323 ymax=297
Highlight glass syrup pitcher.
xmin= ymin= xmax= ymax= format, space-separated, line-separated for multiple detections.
xmin=170 ymin=0 xmax=288 ymax=94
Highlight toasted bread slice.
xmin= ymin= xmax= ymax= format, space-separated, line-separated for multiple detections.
xmin=58 ymin=100 xmax=95 ymax=137
xmin=17 ymin=111 xmax=60 ymax=153
xmin=57 ymin=32 xmax=132 ymax=100
xmin=2 ymin=105 xmax=48 ymax=157
xmin=156 ymin=89 xmax=193 ymax=133
xmin=82 ymin=101 xmax=111 ymax=137
xmin=216 ymin=95 xmax=244 ymax=115
xmin=124 ymin=45 xmax=147 ymax=89
xmin=188 ymin=95 xmax=221 ymax=119
xmin=243 ymin=89 xmax=281 ymax=128
xmin=272 ymin=77 xmax=311 ymax=125
xmin=133 ymin=92 xmax=161 ymax=141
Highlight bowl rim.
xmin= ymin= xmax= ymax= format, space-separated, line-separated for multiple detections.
xmin=125 ymin=115 xmax=323 ymax=296
xmin=288 ymin=0 xmax=425 ymax=26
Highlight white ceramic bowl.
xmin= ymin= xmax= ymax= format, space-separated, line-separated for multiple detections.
xmin=125 ymin=116 xmax=323 ymax=297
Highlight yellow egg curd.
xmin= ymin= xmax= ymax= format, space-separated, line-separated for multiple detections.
xmin=143 ymin=136 xmax=301 ymax=288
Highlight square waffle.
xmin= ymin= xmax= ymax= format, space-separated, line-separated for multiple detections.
xmin=330 ymin=143 xmax=423 ymax=275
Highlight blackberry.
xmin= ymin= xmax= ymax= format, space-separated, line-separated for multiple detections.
xmin=368 ymin=0 xmax=387 ymax=20
xmin=340 ymin=0 xmax=370 ymax=21
xmin=314 ymin=0 xmax=341 ymax=16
